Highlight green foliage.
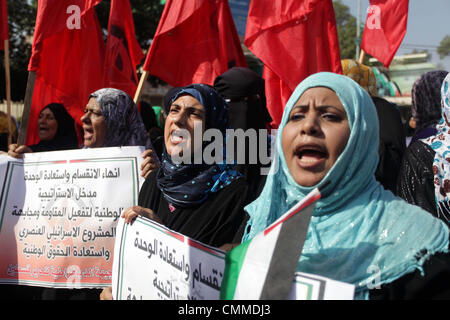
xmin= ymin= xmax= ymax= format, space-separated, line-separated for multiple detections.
xmin=437 ymin=35 xmax=450 ymax=59
xmin=333 ymin=0 xmax=357 ymax=60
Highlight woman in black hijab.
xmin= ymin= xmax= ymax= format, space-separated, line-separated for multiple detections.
xmin=8 ymin=103 xmax=79 ymax=157
xmin=213 ymin=67 xmax=272 ymax=203
xmin=409 ymin=70 xmax=449 ymax=143
xmin=123 ymin=84 xmax=248 ymax=245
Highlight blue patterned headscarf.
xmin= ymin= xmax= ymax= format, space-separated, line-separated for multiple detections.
xmin=157 ymin=84 xmax=242 ymax=208
xmin=422 ymin=72 xmax=450 ymax=223
xmin=243 ymin=72 xmax=449 ymax=299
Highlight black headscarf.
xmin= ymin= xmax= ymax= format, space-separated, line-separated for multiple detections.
xmin=213 ymin=67 xmax=271 ymax=130
xmin=213 ymin=67 xmax=272 ymax=203
xmin=29 ymin=103 xmax=79 ymax=152
xmin=411 ymin=70 xmax=448 ymax=133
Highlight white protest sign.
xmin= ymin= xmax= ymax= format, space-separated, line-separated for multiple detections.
xmin=0 ymin=146 xmax=144 ymax=288
xmin=113 ymin=216 xmax=225 ymax=300
xmin=112 ymin=216 xmax=355 ymax=300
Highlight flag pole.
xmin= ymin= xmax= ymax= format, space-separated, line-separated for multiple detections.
xmin=17 ymin=71 xmax=36 ymax=145
xmin=359 ymin=49 xmax=366 ymax=64
xmin=133 ymin=70 xmax=149 ymax=104
xmin=3 ymin=39 xmax=12 ymax=145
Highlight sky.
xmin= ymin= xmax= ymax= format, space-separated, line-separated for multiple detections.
xmin=340 ymin=0 xmax=450 ymax=71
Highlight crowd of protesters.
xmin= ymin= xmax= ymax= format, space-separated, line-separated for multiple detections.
xmin=1 ymin=64 xmax=449 ymax=300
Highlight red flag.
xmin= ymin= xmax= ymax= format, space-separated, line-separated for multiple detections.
xmin=26 ymin=1 xmax=105 ymax=145
xmin=361 ymin=0 xmax=409 ymax=68
xmin=103 ymin=0 xmax=144 ymax=98
xmin=143 ymin=0 xmax=247 ymax=87
xmin=244 ymin=0 xmax=342 ymax=128
xmin=0 ymin=0 xmax=8 ymax=50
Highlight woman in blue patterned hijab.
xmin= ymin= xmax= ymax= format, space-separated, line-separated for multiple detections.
xmin=157 ymin=84 xmax=241 ymax=208
xmin=243 ymin=72 xmax=449 ymax=299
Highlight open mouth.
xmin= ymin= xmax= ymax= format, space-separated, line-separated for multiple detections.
xmin=170 ymin=130 xmax=187 ymax=144
xmin=83 ymin=127 xmax=94 ymax=139
xmin=294 ymin=145 xmax=327 ymax=166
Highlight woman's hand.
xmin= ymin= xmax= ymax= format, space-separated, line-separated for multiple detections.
xmin=141 ymin=149 xmax=160 ymax=179
xmin=121 ymin=205 xmax=162 ymax=224
xmin=100 ymin=286 xmax=113 ymax=300
xmin=8 ymin=144 xmax=32 ymax=159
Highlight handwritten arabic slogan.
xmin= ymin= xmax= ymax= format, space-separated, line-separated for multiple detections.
xmin=113 ymin=217 xmax=226 ymax=300
xmin=0 ymin=147 xmax=144 ymax=288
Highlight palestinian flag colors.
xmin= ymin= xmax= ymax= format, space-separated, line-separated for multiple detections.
xmin=220 ymin=187 xmax=323 ymax=300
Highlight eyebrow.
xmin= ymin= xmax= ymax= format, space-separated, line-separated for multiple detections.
xmin=170 ymin=103 xmax=205 ymax=113
xmin=292 ymin=104 xmax=346 ymax=115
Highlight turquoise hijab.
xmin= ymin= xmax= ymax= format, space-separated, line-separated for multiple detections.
xmin=243 ymin=72 xmax=449 ymax=299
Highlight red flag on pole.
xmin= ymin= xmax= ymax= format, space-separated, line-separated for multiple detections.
xmin=244 ymin=0 xmax=342 ymax=128
xmin=103 ymin=0 xmax=144 ymax=98
xmin=0 ymin=0 xmax=8 ymax=50
xmin=26 ymin=1 xmax=104 ymax=145
xmin=361 ymin=0 xmax=409 ymax=68
xmin=142 ymin=0 xmax=247 ymax=87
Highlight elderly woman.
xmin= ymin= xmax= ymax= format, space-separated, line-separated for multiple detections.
xmin=81 ymin=88 xmax=150 ymax=148
xmin=8 ymin=103 xmax=79 ymax=157
xmin=241 ymin=72 xmax=449 ymax=300
xmin=41 ymin=89 xmax=150 ymax=300
xmin=100 ymin=84 xmax=249 ymax=300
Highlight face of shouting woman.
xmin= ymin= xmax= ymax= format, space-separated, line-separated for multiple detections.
xmin=282 ymin=87 xmax=350 ymax=187
xmin=81 ymin=98 xmax=107 ymax=148
xmin=164 ymin=94 xmax=206 ymax=159
xmin=38 ymin=108 xmax=58 ymax=141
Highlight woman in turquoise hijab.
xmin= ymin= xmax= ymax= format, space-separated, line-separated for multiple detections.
xmin=242 ymin=72 xmax=449 ymax=299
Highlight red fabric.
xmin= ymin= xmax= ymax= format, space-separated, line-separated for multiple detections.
xmin=244 ymin=0 xmax=342 ymax=128
xmin=0 ymin=0 xmax=8 ymax=50
xmin=26 ymin=2 xmax=105 ymax=145
xmin=142 ymin=0 xmax=247 ymax=87
xmin=361 ymin=0 xmax=409 ymax=68
xmin=103 ymin=0 xmax=144 ymax=98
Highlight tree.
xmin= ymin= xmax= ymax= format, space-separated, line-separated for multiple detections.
xmin=333 ymin=0 xmax=357 ymax=60
xmin=437 ymin=35 xmax=450 ymax=59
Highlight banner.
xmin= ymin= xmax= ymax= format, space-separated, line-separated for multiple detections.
xmin=244 ymin=0 xmax=342 ymax=127
xmin=0 ymin=146 xmax=144 ymax=288
xmin=361 ymin=0 xmax=409 ymax=68
xmin=112 ymin=216 xmax=354 ymax=300
xmin=104 ymin=0 xmax=144 ymax=98
xmin=142 ymin=0 xmax=247 ymax=87
xmin=0 ymin=0 xmax=8 ymax=51
xmin=113 ymin=216 xmax=225 ymax=300
xmin=26 ymin=1 xmax=105 ymax=145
